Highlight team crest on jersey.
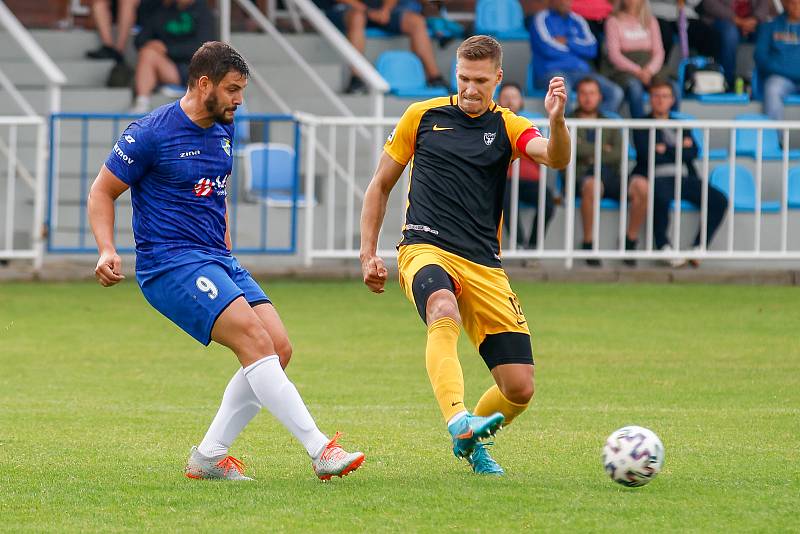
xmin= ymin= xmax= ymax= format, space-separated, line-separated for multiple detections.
xmin=221 ymin=138 xmax=231 ymax=157
xmin=484 ymin=132 xmax=496 ymax=146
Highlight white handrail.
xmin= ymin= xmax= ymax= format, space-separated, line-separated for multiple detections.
xmin=0 ymin=1 xmax=66 ymax=115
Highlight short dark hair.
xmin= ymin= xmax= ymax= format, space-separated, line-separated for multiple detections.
xmin=187 ymin=41 xmax=249 ymax=87
xmin=501 ymin=81 xmax=523 ymax=93
xmin=457 ymin=35 xmax=503 ymax=68
xmin=575 ymin=77 xmax=600 ymax=92
xmin=649 ymin=78 xmax=674 ymax=95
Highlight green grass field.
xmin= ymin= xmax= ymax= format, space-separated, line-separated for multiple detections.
xmin=1 ymin=279 xmax=799 ymax=532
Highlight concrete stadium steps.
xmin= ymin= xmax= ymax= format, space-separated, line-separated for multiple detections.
xmin=0 ymin=87 xmax=132 ymax=115
xmin=0 ymin=59 xmax=116 ymax=87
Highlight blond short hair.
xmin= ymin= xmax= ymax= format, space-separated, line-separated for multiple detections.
xmin=456 ymin=35 xmax=503 ymax=68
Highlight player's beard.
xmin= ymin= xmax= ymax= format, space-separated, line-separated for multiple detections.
xmin=204 ymin=92 xmax=236 ymax=125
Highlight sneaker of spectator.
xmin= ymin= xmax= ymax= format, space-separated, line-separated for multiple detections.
xmin=85 ymin=0 xmax=141 ymax=63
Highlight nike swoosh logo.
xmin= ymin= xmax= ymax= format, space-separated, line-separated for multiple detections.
xmin=516 ymin=319 xmax=527 ymax=325
xmin=433 ymin=124 xmax=453 ymax=131
xmin=451 ymin=401 xmax=462 ymax=407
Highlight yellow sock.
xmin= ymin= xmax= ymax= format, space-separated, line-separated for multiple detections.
xmin=474 ymin=385 xmax=529 ymax=426
xmin=425 ymin=317 xmax=466 ymax=422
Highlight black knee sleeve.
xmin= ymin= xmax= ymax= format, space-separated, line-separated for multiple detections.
xmin=411 ymin=264 xmax=455 ymax=324
xmin=479 ymin=332 xmax=534 ymax=369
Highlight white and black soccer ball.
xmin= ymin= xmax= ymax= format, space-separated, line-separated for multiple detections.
xmin=602 ymin=426 xmax=664 ymax=487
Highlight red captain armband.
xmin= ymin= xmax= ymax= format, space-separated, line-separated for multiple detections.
xmin=516 ymin=127 xmax=542 ymax=161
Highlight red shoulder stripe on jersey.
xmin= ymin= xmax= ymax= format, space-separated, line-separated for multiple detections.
xmin=516 ymin=127 xmax=543 ymax=161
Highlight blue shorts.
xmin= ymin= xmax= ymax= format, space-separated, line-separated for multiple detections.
xmin=136 ymin=250 xmax=270 ymax=346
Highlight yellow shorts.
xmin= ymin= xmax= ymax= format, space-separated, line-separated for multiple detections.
xmin=398 ymin=244 xmax=532 ymax=366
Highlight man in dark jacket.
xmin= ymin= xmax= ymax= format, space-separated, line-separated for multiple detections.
xmin=631 ymin=81 xmax=728 ymax=266
xmin=131 ymin=0 xmax=215 ymax=112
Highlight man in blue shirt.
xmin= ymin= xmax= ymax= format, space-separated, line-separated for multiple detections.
xmin=88 ymin=41 xmax=364 ymax=481
xmin=755 ymin=0 xmax=800 ymax=120
xmin=529 ymin=0 xmax=623 ymax=114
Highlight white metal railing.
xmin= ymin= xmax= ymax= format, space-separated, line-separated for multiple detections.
xmin=0 ymin=115 xmax=48 ymax=269
xmin=297 ymin=115 xmax=800 ymax=267
xmin=0 ymin=1 xmax=66 ymax=115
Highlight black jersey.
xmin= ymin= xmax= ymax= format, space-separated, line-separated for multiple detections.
xmin=385 ymin=95 xmax=541 ymax=267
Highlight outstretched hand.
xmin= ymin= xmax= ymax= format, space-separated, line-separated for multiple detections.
xmin=361 ymin=254 xmax=388 ymax=294
xmin=544 ymin=76 xmax=568 ymax=120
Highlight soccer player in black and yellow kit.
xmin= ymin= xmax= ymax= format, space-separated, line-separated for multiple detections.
xmin=359 ymin=35 xmax=570 ymax=475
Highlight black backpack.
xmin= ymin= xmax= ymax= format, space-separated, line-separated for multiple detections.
xmin=106 ymin=62 xmax=135 ymax=88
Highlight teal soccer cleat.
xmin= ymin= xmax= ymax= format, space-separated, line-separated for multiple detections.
xmin=469 ymin=442 xmax=505 ymax=475
xmin=448 ymin=412 xmax=504 ymax=458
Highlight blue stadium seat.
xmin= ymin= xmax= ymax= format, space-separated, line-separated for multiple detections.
xmin=677 ymin=56 xmax=749 ymax=104
xmin=243 ymin=143 xmax=315 ymax=207
xmin=670 ymin=111 xmax=728 ymax=160
xmin=670 ymin=199 xmax=699 ymax=212
xmin=709 ymin=164 xmax=781 ymax=212
xmin=519 ymin=109 xmax=543 ymax=120
xmin=734 ymin=114 xmax=800 ymax=160
xmin=475 ymin=0 xmax=529 ymax=40
xmin=377 ymin=51 xmax=448 ymax=98
xmin=787 ymin=167 xmax=800 ymax=209
xmin=365 ymin=27 xmax=393 ymax=38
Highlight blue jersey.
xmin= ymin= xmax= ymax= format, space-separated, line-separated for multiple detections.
xmin=104 ymin=100 xmax=234 ymax=269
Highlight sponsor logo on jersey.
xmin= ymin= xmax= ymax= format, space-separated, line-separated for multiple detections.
xmin=124 ymin=134 xmax=135 ymax=144
xmin=113 ymin=143 xmax=134 ymax=165
xmin=180 ymin=149 xmax=201 ymax=158
xmin=193 ymin=174 xmax=230 ymax=197
xmin=404 ymin=223 xmax=439 ymax=236
xmin=221 ymin=138 xmax=231 ymax=157
xmin=484 ymin=132 xmax=496 ymax=146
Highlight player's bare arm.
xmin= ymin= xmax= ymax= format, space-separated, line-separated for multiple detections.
xmin=88 ymin=164 xmax=129 ymax=287
xmin=359 ymin=152 xmax=406 ymax=293
xmin=525 ymin=76 xmax=570 ymax=170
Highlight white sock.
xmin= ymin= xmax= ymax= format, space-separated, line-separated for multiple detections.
xmin=447 ymin=410 xmax=468 ymax=427
xmin=243 ymin=355 xmax=329 ymax=458
xmin=197 ymin=368 xmax=261 ymax=458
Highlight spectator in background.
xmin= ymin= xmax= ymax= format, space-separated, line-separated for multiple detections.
xmin=131 ymin=0 xmax=215 ymax=113
xmin=317 ymin=0 xmax=448 ymax=93
xmin=603 ymin=0 xmax=665 ymax=117
xmin=701 ymin=0 xmax=778 ymax=87
xmin=569 ymin=77 xmax=647 ymax=267
xmin=572 ymin=0 xmax=613 ymax=65
xmin=522 ymin=0 xmax=550 ymax=30
xmin=650 ymin=0 xmax=712 ymax=61
xmin=756 ymin=0 xmax=800 ymax=120
xmin=498 ymin=82 xmax=555 ymax=250
xmin=631 ymin=81 xmax=728 ymax=267
xmin=529 ymin=0 xmax=624 ymax=113
xmin=85 ymin=0 xmax=140 ymax=62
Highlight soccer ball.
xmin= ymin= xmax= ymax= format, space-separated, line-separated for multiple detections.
xmin=602 ymin=426 xmax=664 ymax=487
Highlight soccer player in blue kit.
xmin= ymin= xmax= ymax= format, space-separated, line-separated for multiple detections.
xmin=87 ymin=41 xmax=364 ymax=481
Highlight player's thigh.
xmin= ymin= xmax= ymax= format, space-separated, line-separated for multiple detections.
xmin=211 ymin=296 xmax=275 ymax=365
xmin=458 ymin=266 xmax=534 ymax=370
xmin=397 ymin=244 xmax=463 ymax=324
xmin=252 ymin=303 xmax=292 ymax=368
xmin=139 ymin=259 xmax=246 ymax=346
